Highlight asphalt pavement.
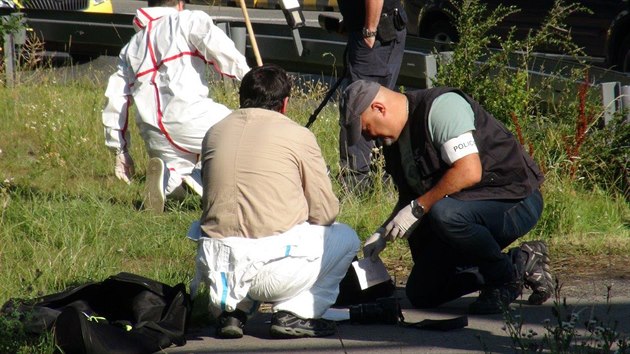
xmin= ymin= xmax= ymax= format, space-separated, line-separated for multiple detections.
xmin=163 ymin=278 xmax=630 ymax=354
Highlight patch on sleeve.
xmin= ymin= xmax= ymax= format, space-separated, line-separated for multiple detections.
xmin=440 ymin=131 xmax=478 ymax=165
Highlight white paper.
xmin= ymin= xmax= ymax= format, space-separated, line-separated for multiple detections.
xmin=351 ymin=258 xmax=392 ymax=290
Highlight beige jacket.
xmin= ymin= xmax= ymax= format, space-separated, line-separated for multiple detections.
xmin=200 ymin=108 xmax=339 ymax=238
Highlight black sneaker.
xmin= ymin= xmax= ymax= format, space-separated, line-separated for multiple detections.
xmin=520 ymin=241 xmax=553 ymax=305
xmin=468 ymin=281 xmax=522 ymax=315
xmin=216 ymin=309 xmax=247 ymax=339
xmin=270 ymin=311 xmax=336 ymax=338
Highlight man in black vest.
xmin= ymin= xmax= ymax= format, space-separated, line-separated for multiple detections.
xmin=341 ymin=80 xmax=554 ymax=314
xmin=337 ymin=0 xmax=407 ymax=191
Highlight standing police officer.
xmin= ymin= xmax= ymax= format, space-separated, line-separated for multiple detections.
xmin=337 ymin=0 xmax=408 ymax=190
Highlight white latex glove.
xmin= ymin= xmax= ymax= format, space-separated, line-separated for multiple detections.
xmin=383 ymin=204 xmax=420 ymax=241
xmin=114 ymin=151 xmax=135 ymax=184
xmin=363 ymin=228 xmax=387 ymax=262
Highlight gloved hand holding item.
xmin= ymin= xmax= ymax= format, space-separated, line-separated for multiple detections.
xmin=114 ymin=151 xmax=135 ymax=184
xmin=384 ymin=203 xmax=420 ymax=241
xmin=363 ymin=228 xmax=386 ymax=262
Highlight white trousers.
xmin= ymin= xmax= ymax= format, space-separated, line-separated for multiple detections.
xmin=191 ymin=222 xmax=360 ymax=319
xmin=138 ymin=99 xmax=231 ymax=196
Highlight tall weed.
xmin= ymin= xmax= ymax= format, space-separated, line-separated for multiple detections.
xmin=433 ymin=0 xmax=629 ymax=241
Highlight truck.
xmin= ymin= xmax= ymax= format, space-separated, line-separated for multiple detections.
xmin=405 ymin=0 xmax=630 ymax=72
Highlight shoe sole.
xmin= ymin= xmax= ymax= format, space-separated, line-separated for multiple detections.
xmin=217 ymin=325 xmax=243 ymax=339
xmin=521 ymin=241 xmax=553 ymax=305
xmin=144 ymin=158 xmax=165 ymax=213
xmin=269 ymin=325 xmax=335 ymax=339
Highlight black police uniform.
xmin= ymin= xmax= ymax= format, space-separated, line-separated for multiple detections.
xmin=338 ymin=0 xmax=408 ymax=189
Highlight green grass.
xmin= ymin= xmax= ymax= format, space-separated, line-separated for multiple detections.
xmin=0 ymin=57 xmax=628 ymax=352
xmin=535 ymin=175 xmax=630 ymax=255
xmin=2 ymin=1 xmax=627 ymax=351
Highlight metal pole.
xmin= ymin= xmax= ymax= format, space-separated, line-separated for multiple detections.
xmin=621 ymin=85 xmax=630 ymax=123
xmin=305 ymin=76 xmax=344 ymax=128
xmin=2 ymin=16 xmax=15 ymax=87
xmin=600 ymin=81 xmax=621 ymax=126
xmin=290 ymin=28 xmax=303 ymax=57
xmin=305 ymin=48 xmax=348 ymax=129
xmin=424 ymin=54 xmax=437 ymax=88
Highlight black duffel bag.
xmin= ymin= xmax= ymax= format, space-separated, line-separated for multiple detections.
xmin=1 ymin=272 xmax=190 ymax=354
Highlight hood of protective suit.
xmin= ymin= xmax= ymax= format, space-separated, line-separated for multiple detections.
xmin=133 ymin=7 xmax=179 ymax=32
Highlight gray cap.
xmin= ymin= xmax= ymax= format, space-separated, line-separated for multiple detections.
xmin=341 ymin=80 xmax=381 ymax=146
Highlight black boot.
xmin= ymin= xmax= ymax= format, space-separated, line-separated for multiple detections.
xmin=469 ymin=248 xmax=525 ymax=315
xmin=520 ymin=241 xmax=554 ymax=305
xmin=216 ymin=309 xmax=247 ymax=339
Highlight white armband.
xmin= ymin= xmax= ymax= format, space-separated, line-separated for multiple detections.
xmin=440 ymin=132 xmax=478 ymax=165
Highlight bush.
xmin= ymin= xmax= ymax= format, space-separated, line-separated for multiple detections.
xmin=433 ymin=0 xmax=629 ymax=214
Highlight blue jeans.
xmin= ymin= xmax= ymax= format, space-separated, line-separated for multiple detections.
xmin=405 ymin=189 xmax=544 ymax=308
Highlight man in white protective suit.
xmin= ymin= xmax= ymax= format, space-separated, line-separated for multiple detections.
xmin=102 ymin=0 xmax=250 ymax=212
xmin=189 ymin=64 xmax=360 ymax=339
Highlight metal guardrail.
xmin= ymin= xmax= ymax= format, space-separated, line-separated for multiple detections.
xmin=3 ymin=9 xmax=630 ymax=121
xmin=0 ymin=11 xmax=473 ymax=88
xmin=1 ymin=9 xmax=26 ymax=87
xmin=14 ymin=9 xmax=439 ymax=87
xmin=17 ymin=9 xmax=135 ymax=56
xmin=221 ymin=21 xmax=440 ymax=88
xmin=202 ymin=0 xmax=338 ymax=11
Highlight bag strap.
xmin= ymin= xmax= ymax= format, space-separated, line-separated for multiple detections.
xmin=400 ymin=315 xmax=469 ymax=331
xmin=393 ymin=298 xmax=469 ymax=331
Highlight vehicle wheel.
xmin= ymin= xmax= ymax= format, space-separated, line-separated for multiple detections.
xmin=614 ymin=33 xmax=630 ymax=72
xmin=425 ymin=20 xmax=458 ymax=44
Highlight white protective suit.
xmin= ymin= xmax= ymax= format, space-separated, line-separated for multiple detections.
xmin=102 ymin=7 xmax=250 ymax=194
xmin=189 ymin=222 xmax=360 ymax=320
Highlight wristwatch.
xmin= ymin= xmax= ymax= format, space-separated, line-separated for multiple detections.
xmin=362 ymin=27 xmax=377 ymax=38
xmin=410 ymin=199 xmax=425 ymax=219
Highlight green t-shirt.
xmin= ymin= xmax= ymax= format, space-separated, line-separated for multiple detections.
xmin=428 ymin=92 xmax=475 ymax=146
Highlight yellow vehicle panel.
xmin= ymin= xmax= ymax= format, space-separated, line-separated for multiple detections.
xmin=12 ymin=0 xmax=112 ymax=13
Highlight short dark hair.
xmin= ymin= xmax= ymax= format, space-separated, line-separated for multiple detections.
xmin=239 ymin=64 xmax=291 ymax=111
xmin=148 ymin=0 xmax=182 ymax=7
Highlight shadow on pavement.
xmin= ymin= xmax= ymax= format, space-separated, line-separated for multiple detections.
xmin=166 ymin=284 xmax=630 ymax=353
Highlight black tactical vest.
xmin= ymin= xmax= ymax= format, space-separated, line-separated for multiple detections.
xmin=383 ymin=88 xmax=544 ymax=204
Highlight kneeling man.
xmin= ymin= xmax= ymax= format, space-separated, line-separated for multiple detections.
xmin=192 ymin=64 xmax=360 ymax=339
